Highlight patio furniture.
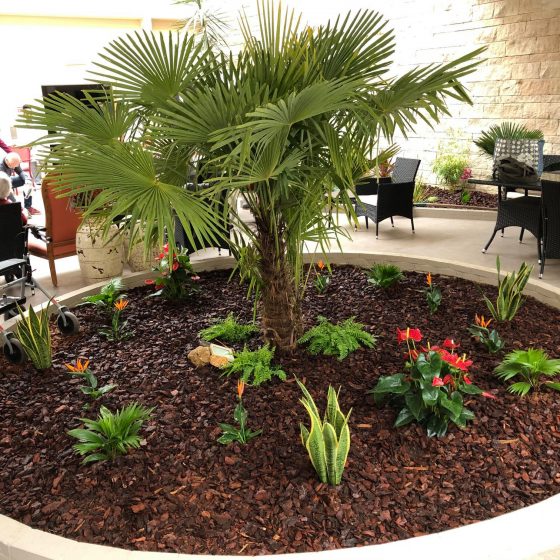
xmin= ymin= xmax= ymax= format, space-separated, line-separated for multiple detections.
xmin=27 ymin=179 xmax=81 ymax=286
xmin=543 ymin=154 xmax=560 ymax=173
xmin=354 ymin=157 xmax=420 ymax=238
xmin=539 ymin=180 xmax=560 ymax=278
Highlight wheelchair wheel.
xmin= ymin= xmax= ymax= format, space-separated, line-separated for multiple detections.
xmin=3 ymin=304 xmax=25 ymax=321
xmin=57 ymin=311 xmax=80 ymax=335
xmin=3 ymin=335 xmax=26 ymax=365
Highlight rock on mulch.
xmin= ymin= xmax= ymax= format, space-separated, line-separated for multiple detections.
xmin=1 ymin=267 xmax=559 ymax=554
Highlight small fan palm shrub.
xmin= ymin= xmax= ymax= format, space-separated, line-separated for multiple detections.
xmin=366 ymin=263 xmax=404 ymax=289
xmin=474 ymin=122 xmax=544 ymax=158
xmin=199 ymin=313 xmax=258 ymax=344
xmin=68 ymin=403 xmax=153 ymax=464
xmin=297 ymin=378 xmax=351 ymax=486
xmin=15 ymin=304 xmax=52 ymax=370
xmin=222 ymin=345 xmax=286 ymax=386
xmin=495 ymin=349 xmax=560 ymax=396
xmin=298 ymin=316 xmax=376 ymax=361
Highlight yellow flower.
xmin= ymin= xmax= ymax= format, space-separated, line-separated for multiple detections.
xmin=426 ymin=272 xmax=432 ymax=287
xmin=237 ymin=379 xmax=245 ymax=399
xmin=114 ymin=299 xmax=129 ymax=312
xmin=65 ymin=358 xmax=90 ymax=373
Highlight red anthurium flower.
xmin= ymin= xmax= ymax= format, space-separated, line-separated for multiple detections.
xmin=158 ymin=253 xmax=165 ymax=259
xmin=440 ymin=350 xmax=472 ymax=372
xmin=397 ymin=327 xmax=423 ymax=343
xmin=172 ymin=261 xmax=179 ymax=271
xmin=442 ymin=374 xmax=454 ymax=386
xmin=145 ymin=279 xmax=155 ymax=285
xmin=443 ymin=338 xmax=460 ymax=350
xmin=163 ymin=243 xmax=169 ymax=253
xmin=432 ymin=376 xmax=444 ymax=387
xmin=155 ymin=283 xmax=164 ymax=290
xmin=463 ymin=375 xmax=472 ymax=385
xmin=482 ymin=391 xmax=497 ymax=400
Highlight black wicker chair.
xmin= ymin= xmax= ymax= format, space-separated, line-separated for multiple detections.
xmin=354 ymin=157 xmax=421 ymax=238
xmin=543 ymin=154 xmax=560 ymax=173
xmin=539 ymin=180 xmax=560 ymax=278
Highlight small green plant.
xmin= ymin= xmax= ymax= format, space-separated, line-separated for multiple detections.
xmin=68 ymin=403 xmax=153 ymax=464
xmin=313 ymin=260 xmax=331 ymax=295
xmin=222 ymin=345 xmax=286 ymax=386
xmin=413 ymin=176 xmax=429 ymax=203
xmin=366 ymin=263 xmax=404 ymax=289
xmin=218 ymin=380 xmax=262 ymax=444
xmin=15 ymin=303 xmax=52 ymax=370
xmin=199 ymin=313 xmax=258 ymax=344
xmin=146 ymin=244 xmax=200 ymax=300
xmin=460 ymin=189 xmax=472 ymax=204
xmin=80 ymin=277 xmax=126 ymax=312
xmin=99 ymin=299 xmax=134 ymax=342
xmin=495 ymin=349 xmax=560 ymax=396
xmin=474 ymin=122 xmax=544 ymax=158
xmin=425 ymin=273 xmax=442 ymax=313
xmin=298 ymin=316 xmax=376 ymax=361
xmin=433 ymin=154 xmax=470 ymax=188
xmin=483 ymin=257 xmax=532 ymax=322
xmin=468 ymin=314 xmax=505 ymax=354
xmin=65 ymin=359 xmax=116 ymax=400
xmin=297 ymin=378 xmax=351 ymax=486
xmin=370 ymin=328 xmax=494 ymax=437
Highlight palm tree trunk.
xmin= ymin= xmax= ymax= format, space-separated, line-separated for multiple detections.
xmin=257 ymin=221 xmax=301 ymax=353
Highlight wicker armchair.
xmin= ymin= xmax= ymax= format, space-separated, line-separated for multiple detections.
xmin=539 ymin=180 xmax=560 ymax=278
xmin=543 ymin=154 xmax=560 ymax=172
xmin=354 ymin=157 xmax=421 ymax=238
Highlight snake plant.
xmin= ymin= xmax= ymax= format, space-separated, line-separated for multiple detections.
xmin=15 ymin=304 xmax=52 ymax=370
xmin=297 ymin=378 xmax=351 ymax=486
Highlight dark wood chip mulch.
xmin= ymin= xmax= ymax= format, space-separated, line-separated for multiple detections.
xmin=420 ymin=186 xmax=498 ymax=209
xmin=1 ymin=267 xmax=559 ymax=554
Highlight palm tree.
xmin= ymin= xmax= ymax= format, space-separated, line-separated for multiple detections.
xmin=22 ymin=1 xmax=483 ymax=352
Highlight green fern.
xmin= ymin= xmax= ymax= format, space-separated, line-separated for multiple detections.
xmin=366 ymin=263 xmax=404 ymax=289
xmin=298 ymin=316 xmax=376 ymax=360
xmin=222 ymin=345 xmax=286 ymax=386
xmin=474 ymin=122 xmax=543 ymax=158
xmin=495 ymin=348 xmax=560 ymax=396
xmin=199 ymin=313 xmax=258 ymax=344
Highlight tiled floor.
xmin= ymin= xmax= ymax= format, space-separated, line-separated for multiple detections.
xmin=3 ymin=208 xmax=558 ymax=310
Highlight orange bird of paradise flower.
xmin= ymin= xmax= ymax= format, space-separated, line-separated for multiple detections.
xmin=237 ymin=379 xmax=245 ymax=399
xmin=475 ymin=314 xmax=492 ymax=328
xmin=426 ymin=272 xmax=432 ymax=287
xmin=114 ymin=299 xmax=129 ymax=312
xmin=65 ymin=358 xmax=90 ymax=373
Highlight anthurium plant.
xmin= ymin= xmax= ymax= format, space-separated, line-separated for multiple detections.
xmin=370 ymin=328 xmax=495 ymax=437
xmin=146 ymin=244 xmax=201 ymax=300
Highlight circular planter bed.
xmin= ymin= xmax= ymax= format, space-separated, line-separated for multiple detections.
xmin=1 ymin=266 xmax=559 ymax=555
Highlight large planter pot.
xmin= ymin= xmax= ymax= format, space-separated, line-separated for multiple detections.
xmin=124 ymin=234 xmax=160 ymax=272
xmin=76 ymin=219 xmax=125 ymax=282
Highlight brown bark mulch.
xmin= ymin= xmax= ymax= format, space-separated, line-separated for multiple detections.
xmin=1 ymin=267 xmax=559 ymax=555
xmin=420 ymin=186 xmax=498 ymax=209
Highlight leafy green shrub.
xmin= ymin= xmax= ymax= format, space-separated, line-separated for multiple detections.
xmin=68 ymin=403 xmax=153 ymax=464
xmin=483 ymin=257 xmax=532 ymax=322
xmin=218 ymin=380 xmax=262 ymax=444
xmin=370 ymin=329 xmax=492 ymax=437
xmin=433 ymin=154 xmax=469 ymax=188
xmin=199 ymin=313 xmax=258 ymax=344
xmin=474 ymin=122 xmax=544 ymax=158
xmin=495 ymin=349 xmax=560 ymax=396
xmin=65 ymin=359 xmax=116 ymax=401
xmin=15 ymin=304 xmax=52 ymax=370
xmin=468 ymin=314 xmax=504 ymax=354
xmin=298 ymin=316 xmax=376 ymax=360
xmin=80 ymin=277 xmax=126 ymax=312
xmin=297 ymin=378 xmax=351 ymax=486
xmin=413 ymin=176 xmax=429 ymax=203
xmin=222 ymin=345 xmax=286 ymax=386
xmin=366 ymin=263 xmax=404 ymax=289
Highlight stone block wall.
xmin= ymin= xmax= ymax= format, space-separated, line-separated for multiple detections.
xmin=379 ymin=0 xmax=560 ymax=183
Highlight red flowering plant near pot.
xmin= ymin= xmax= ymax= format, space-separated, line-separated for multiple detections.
xmin=370 ymin=327 xmax=495 ymax=437
xmin=145 ymin=244 xmax=200 ymax=300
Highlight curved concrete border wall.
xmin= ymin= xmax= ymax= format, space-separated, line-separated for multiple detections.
xmin=2 ymin=252 xmax=560 ymax=560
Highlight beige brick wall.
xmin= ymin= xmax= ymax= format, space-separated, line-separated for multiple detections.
xmin=380 ymin=0 xmax=560 ymax=183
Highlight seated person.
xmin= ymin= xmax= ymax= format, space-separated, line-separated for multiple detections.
xmin=0 ymin=171 xmax=27 ymax=225
xmin=1 ymin=152 xmax=40 ymax=216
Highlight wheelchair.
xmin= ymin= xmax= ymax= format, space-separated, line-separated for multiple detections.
xmin=0 ymin=203 xmax=79 ymax=365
